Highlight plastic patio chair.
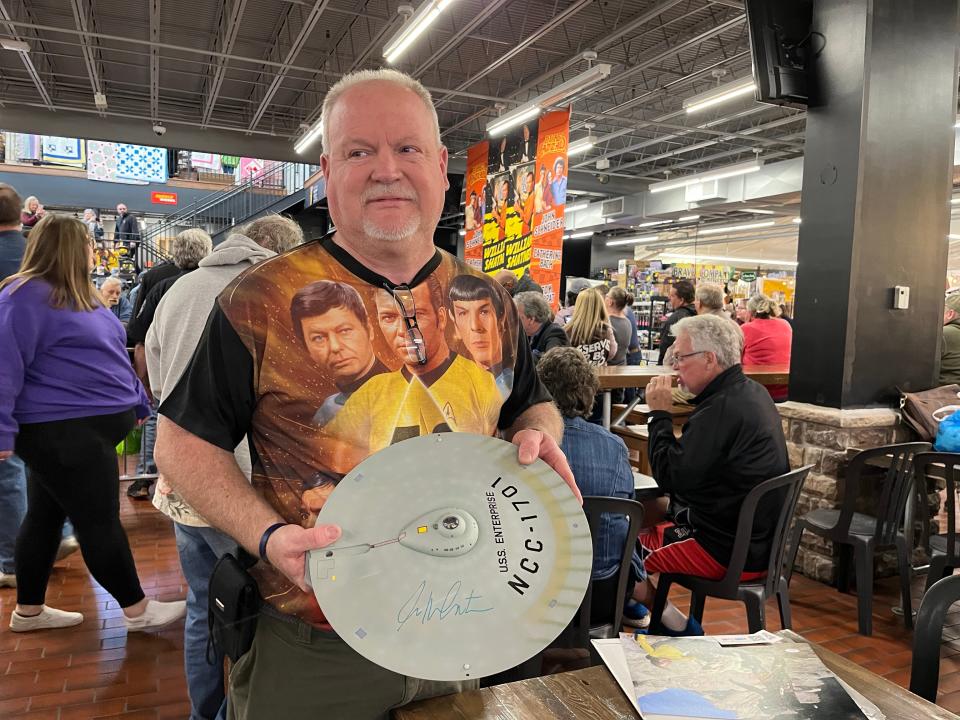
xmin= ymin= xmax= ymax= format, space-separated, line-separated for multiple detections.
xmin=785 ymin=442 xmax=931 ymax=636
xmin=910 ymin=574 xmax=960 ymax=702
xmin=650 ymin=465 xmax=813 ymax=635
xmin=913 ymin=452 xmax=960 ymax=596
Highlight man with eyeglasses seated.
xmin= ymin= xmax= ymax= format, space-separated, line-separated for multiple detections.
xmin=630 ymin=314 xmax=788 ymax=636
xmin=153 ymin=67 xmax=579 ymax=719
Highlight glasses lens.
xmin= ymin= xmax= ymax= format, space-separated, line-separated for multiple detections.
xmin=405 ymin=326 xmax=427 ymax=364
xmin=393 ymin=287 xmax=416 ymax=318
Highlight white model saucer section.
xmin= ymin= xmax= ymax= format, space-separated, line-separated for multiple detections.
xmin=308 ymin=432 xmax=592 ymax=681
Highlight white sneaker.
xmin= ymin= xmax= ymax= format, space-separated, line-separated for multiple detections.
xmin=123 ymin=599 xmax=186 ymax=632
xmin=55 ymin=535 xmax=80 ymax=561
xmin=10 ymin=606 xmax=83 ymax=632
xmin=0 ymin=572 xmax=15 ymax=588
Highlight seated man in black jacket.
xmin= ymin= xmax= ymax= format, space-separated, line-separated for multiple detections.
xmin=515 ymin=291 xmax=569 ymax=361
xmin=637 ymin=314 xmax=789 ymax=634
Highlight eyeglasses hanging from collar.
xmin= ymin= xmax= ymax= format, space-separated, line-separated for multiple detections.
xmin=387 ymin=284 xmax=428 ymax=366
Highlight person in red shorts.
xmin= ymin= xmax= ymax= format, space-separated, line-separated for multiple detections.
xmin=629 ymin=314 xmax=789 ymax=635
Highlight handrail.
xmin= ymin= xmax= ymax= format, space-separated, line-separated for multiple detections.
xmin=141 ymin=160 xmax=314 ymax=247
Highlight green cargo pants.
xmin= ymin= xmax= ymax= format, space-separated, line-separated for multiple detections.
xmin=227 ymin=607 xmax=479 ymax=719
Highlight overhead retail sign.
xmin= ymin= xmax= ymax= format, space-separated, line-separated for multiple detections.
xmin=150 ymin=191 xmax=178 ymax=205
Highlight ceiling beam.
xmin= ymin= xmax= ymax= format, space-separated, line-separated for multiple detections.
xmin=149 ymin=0 xmax=160 ymax=121
xmin=246 ymin=0 xmax=329 ymax=132
xmin=68 ymin=0 xmax=104 ymax=116
xmin=0 ymin=0 xmax=53 ymax=109
xmin=201 ymin=0 xmax=247 ymax=127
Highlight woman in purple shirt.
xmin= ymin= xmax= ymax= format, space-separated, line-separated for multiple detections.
xmin=0 ymin=215 xmax=185 ymax=633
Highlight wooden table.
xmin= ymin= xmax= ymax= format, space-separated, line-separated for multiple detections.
xmin=393 ymin=630 xmax=958 ymax=720
xmin=595 ymin=365 xmax=790 ymax=428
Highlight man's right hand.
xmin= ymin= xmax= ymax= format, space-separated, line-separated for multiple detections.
xmin=265 ymin=523 xmax=342 ymax=592
xmin=0 ymin=450 xmax=12 ymax=463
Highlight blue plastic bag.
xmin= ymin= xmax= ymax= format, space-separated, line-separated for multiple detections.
xmin=934 ymin=406 xmax=960 ymax=451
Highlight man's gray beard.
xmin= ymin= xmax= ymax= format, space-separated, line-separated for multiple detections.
xmin=362 ymin=215 xmax=421 ymax=242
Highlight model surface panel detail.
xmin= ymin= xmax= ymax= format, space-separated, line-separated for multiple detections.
xmin=308 ymin=433 xmax=592 ymax=680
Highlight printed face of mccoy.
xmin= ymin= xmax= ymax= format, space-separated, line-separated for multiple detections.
xmin=300 ymin=306 xmax=374 ymax=384
xmin=375 ymin=283 xmax=448 ymax=368
xmin=452 ymin=298 xmax=503 ymax=370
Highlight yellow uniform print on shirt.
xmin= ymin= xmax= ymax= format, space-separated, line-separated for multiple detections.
xmin=325 ymin=353 xmax=501 ymax=454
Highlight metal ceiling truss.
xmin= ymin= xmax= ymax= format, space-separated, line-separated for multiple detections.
xmin=0 ymin=0 xmax=825 ymax=182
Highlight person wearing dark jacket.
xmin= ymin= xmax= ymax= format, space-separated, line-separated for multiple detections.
xmin=114 ymin=203 xmax=141 ymax=242
xmin=657 ymin=278 xmax=697 ymax=365
xmin=636 ymin=314 xmax=788 ymax=635
xmin=515 ymin=290 xmax=569 ymax=361
xmin=0 ymin=185 xmax=26 ymax=281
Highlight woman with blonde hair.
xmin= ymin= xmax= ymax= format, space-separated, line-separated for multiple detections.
xmin=565 ymin=287 xmax=617 ymax=366
xmin=20 ymin=195 xmax=44 ymax=229
xmin=0 ymin=215 xmax=185 ymax=632
xmin=741 ymin=292 xmax=792 ymax=401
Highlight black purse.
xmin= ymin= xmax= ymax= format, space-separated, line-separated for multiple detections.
xmin=207 ymin=551 xmax=261 ymax=663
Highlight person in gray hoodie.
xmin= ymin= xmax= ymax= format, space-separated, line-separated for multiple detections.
xmin=144 ymin=214 xmax=303 ymax=720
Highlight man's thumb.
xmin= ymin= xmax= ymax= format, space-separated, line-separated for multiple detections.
xmin=311 ymin=523 xmax=342 ymax=549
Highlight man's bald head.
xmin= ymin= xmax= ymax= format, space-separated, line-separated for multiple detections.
xmin=494 ymin=270 xmax=517 ymax=293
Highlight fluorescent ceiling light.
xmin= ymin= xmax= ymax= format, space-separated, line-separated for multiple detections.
xmin=606 ymin=234 xmax=659 ymax=247
xmin=792 ymin=217 xmax=802 ymax=224
xmin=698 ymin=220 xmax=775 ymax=236
xmin=565 ymin=201 xmax=590 ymax=212
xmin=0 ymin=39 xmax=30 ymax=52
xmin=568 ymin=231 xmax=593 ymax=239
xmin=294 ymin=117 xmax=324 ymax=154
xmin=678 ymin=214 xmax=700 ymax=222
xmin=486 ymin=64 xmax=611 ymax=137
xmin=488 ymin=106 xmax=542 ymax=138
xmin=649 ymin=160 xmax=763 ymax=194
xmin=744 ymin=208 xmax=776 ymax=215
xmin=683 ymin=78 xmax=755 ymax=114
xmin=383 ymin=0 xmax=457 ymax=64
xmin=638 ymin=219 xmax=672 ymax=228
xmin=660 ymin=253 xmax=798 ymax=268
xmin=567 ymin=139 xmax=595 ymax=156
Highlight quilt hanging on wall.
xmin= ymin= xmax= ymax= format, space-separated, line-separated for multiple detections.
xmin=87 ymin=141 xmax=148 ymax=185
xmin=116 ymin=143 xmax=167 ymax=183
xmin=40 ymin=136 xmax=86 ymax=168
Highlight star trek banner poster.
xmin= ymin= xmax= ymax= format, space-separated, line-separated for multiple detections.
xmin=463 ymin=141 xmax=488 ymax=272
xmin=463 ymin=109 xmax=570 ymax=309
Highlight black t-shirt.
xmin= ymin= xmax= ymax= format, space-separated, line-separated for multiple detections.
xmin=131 ymin=261 xmax=180 ymax=320
xmin=159 ymin=234 xmax=551 ymax=626
xmin=126 ymin=270 xmax=190 ymax=345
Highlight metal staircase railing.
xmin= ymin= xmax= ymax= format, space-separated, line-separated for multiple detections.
xmin=140 ymin=161 xmax=317 ymax=256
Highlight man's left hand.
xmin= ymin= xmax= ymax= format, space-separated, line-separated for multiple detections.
xmin=511 ymin=428 xmax=582 ymax=504
xmin=646 ymin=374 xmax=674 ymax=412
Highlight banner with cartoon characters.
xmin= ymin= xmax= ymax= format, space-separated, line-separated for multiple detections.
xmin=463 ymin=110 xmax=570 ymax=309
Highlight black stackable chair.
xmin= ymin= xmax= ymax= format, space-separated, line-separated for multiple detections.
xmin=910 ymin=574 xmax=960 ymax=702
xmin=650 ymin=465 xmax=813 ymax=634
xmin=785 ymin=443 xmax=930 ymax=636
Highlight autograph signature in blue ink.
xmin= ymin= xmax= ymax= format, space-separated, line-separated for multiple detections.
xmin=396 ymin=580 xmax=493 ymax=631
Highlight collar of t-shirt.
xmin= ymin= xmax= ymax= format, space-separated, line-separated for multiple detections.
xmin=320 ymin=232 xmax=441 ymax=290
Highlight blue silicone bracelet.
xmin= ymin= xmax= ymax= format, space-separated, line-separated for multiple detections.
xmin=258 ymin=522 xmax=287 ymax=563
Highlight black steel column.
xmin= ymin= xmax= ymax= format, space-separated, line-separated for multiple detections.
xmin=790 ymin=0 xmax=959 ymax=407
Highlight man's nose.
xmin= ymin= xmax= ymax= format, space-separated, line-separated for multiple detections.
xmin=370 ymin=150 xmax=402 ymax=182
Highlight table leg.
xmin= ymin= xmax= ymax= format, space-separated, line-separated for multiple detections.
xmin=602 ymin=391 xmax=612 ymax=429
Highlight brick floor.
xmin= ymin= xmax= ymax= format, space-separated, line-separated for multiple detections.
xmin=1 ymin=483 xmax=959 ymax=717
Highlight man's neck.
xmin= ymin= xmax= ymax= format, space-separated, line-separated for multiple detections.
xmin=333 ymin=231 xmax=436 ymax=285
xmin=0 ymin=224 xmax=21 ymax=233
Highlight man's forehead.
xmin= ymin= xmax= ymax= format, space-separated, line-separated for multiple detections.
xmin=302 ymin=309 xmax=362 ymax=328
xmin=453 ymin=298 xmax=491 ymax=311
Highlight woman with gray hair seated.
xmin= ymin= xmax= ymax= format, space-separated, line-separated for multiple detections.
xmin=741 ymin=293 xmax=792 ymax=401
xmin=536 ymin=347 xmax=642 ymax=623
xmin=514 ymin=291 xmax=569 ymax=360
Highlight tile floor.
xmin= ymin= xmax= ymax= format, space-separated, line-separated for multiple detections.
xmin=1 ymin=485 xmax=959 ymax=718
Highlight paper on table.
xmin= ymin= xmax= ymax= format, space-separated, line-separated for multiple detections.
xmin=594 ymin=634 xmax=886 ymax=720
